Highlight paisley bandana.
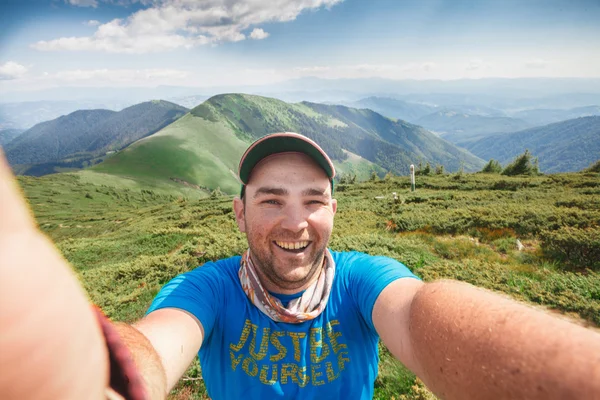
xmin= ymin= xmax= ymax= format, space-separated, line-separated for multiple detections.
xmin=238 ymin=249 xmax=335 ymax=323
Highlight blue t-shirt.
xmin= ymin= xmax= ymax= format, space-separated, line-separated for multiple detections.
xmin=147 ymin=251 xmax=419 ymax=399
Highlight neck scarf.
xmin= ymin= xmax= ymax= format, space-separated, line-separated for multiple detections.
xmin=238 ymin=249 xmax=335 ymax=323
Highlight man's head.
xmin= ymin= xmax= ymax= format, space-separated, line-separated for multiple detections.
xmin=233 ymin=133 xmax=337 ymax=294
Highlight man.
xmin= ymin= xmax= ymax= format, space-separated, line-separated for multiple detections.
xmin=0 ymin=133 xmax=599 ymax=400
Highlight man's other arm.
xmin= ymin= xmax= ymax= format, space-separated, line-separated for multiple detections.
xmin=114 ymin=309 xmax=204 ymax=400
xmin=373 ymin=279 xmax=600 ymax=400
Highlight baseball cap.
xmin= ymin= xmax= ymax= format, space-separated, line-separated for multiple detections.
xmin=238 ymin=132 xmax=336 ymax=197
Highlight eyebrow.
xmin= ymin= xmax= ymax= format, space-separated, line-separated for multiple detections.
xmin=302 ymin=188 xmax=328 ymax=197
xmin=253 ymin=187 xmax=329 ymax=198
xmin=254 ymin=187 xmax=288 ymax=198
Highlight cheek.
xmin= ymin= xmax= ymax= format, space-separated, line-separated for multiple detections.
xmin=308 ymin=209 xmax=335 ymax=231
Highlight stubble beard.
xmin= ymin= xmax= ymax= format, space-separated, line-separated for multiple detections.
xmin=247 ymin=231 xmax=329 ymax=292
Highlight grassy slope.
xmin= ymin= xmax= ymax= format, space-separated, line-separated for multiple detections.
xmin=17 ymin=170 xmax=600 ymax=399
xmin=87 ymin=113 xmax=249 ymax=195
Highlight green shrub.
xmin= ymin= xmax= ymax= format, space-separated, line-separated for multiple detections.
xmin=540 ymin=227 xmax=600 ymax=270
xmin=481 ymin=159 xmax=502 ymax=174
xmin=502 ymin=150 xmax=540 ymax=176
xmin=583 ymin=160 xmax=600 ymax=173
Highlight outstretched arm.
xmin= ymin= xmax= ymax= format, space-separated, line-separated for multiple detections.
xmin=374 ymin=279 xmax=600 ymax=400
xmin=0 ymin=149 xmax=109 ymax=400
xmin=115 ymin=308 xmax=204 ymax=399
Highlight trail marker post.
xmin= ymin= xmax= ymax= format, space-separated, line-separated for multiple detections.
xmin=410 ymin=164 xmax=415 ymax=192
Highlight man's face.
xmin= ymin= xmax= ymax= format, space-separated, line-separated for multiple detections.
xmin=233 ymin=153 xmax=337 ymax=293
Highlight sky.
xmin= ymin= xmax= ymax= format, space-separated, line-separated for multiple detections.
xmin=1 ymin=0 xmax=600 ymax=93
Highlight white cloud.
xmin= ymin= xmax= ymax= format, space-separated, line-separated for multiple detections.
xmin=85 ymin=20 xmax=101 ymax=26
xmin=465 ymin=59 xmax=492 ymax=72
xmin=32 ymin=0 xmax=342 ymax=53
xmin=525 ymin=58 xmax=548 ymax=69
xmin=53 ymin=68 xmax=189 ymax=83
xmin=0 ymin=62 xmax=28 ymax=80
xmin=466 ymin=59 xmax=483 ymax=71
xmin=250 ymin=28 xmax=269 ymax=40
xmin=65 ymin=0 xmax=98 ymax=7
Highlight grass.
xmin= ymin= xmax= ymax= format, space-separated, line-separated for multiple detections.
xmin=90 ymin=113 xmax=250 ymax=195
xmin=17 ymin=170 xmax=600 ymax=399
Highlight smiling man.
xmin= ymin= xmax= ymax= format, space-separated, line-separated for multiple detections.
xmin=113 ymin=132 xmax=599 ymax=400
xmin=1 ymin=133 xmax=599 ymax=400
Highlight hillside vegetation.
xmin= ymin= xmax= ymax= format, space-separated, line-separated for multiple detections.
xmin=466 ymin=116 xmax=600 ymax=173
xmin=5 ymin=100 xmax=188 ymax=175
xmin=17 ymin=169 xmax=600 ymax=399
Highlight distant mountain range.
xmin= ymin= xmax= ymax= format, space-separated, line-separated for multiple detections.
xmin=465 ymin=116 xmax=600 ymax=173
xmin=83 ymin=94 xmax=484 ymax=195
xmin=5 ymin=100 xmax=188 ymax=175
xmin=508 ymin=106 xmax=600 ymax=126
xmin=415 ymin=110 xmax=532 ymax=145
xmin=0 ymin=128 xmax=24 ymax=146
xmin=0 ymin=100 xmax=135 ymax=130
xmin=344 ymin=97 xmax=437 ymax=122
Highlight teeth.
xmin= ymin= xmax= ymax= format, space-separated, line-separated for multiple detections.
xmin=276 ymin=241 xmax=309 ymax=250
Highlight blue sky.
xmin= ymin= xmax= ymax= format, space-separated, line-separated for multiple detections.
xmin=1 ymin=0 xmax=599 ymax=92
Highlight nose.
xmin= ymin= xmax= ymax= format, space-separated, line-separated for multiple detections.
xmin=280 ymin=205 xmax=309 ymax=233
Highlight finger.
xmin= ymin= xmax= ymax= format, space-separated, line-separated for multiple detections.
xmin=0 ymin=147 xmax=36 ymax=233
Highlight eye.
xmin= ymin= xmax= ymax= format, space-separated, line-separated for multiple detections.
xmin=262 ymin=199 xmax=281 ymax=205
xmin=307 ymin=199 xmax=325 ymax=205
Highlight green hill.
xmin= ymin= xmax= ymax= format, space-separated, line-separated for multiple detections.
xmin=465 ymin=116 xmax=600 ymax=173
xmin=85 ymin=93 xmax=483 ymax=196
xmin=5 ymin=100 xmax=188 ymax=175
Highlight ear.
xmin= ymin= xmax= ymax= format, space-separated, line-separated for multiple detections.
xmin=232 ymin=197 xmax=246 ymax=233
xmin=331 ymin=198 xmax=338 ymax=215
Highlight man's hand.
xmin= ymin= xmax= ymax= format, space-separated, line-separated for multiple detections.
xmin=0 ymin=149 xmax=109 ymax=399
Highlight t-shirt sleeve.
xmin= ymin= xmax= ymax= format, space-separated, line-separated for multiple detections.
xmin=344 ymin=252 xmax=420 ymax=332
xmin=146 ymin=263 xmax=223 ymax=342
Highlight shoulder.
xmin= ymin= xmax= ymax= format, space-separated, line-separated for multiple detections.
xmin=332 ymin=250 xmax=408 ymax=271
xmin=331 ymin=250 xmax=419 ymax=286
xmin=185 ymin=255 xmax=241 ymax=281
xmin=155 ymin=256 xmax=241 ymax=297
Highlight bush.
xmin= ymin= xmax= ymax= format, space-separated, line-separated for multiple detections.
xmin=583 ymin=160 xmax=600 ymax=173
xmin=421 ymin=162 xmax=431 ymax=176
xmin=502 ymin=150 xmax=540 ymax=176
xmin=540 ymin=227 xmax=600 ymax=270
xmin=481 ymin=159 xmax=503 ymax=174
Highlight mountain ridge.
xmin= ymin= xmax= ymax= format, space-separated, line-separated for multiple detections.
xmin=465 ymin=116 xmax=600 ymax=173
xmin=86 ymin=93 xmax=484 ymax=196
xmin=6 ymin=100 xmax=188 ymax=174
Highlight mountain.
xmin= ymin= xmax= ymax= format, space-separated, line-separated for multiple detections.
xmin=0 ymin=128 xmax=24 ymax=146
xmin=415 ymin=110 xmax=532 ymax=145
xmin=0 ymin=100 xmax=135 ymax=130
xmin=509 ymin=105 xmax=600 ymax=126
xmin=344 ymin=97 xmax=437 ymax=122
xmin=465 ymin=116 xmax=600 ymax=173
xmin=85 ymin=93 xmax=484 ymax=196
xmin=5 ymin=100 xmax=188 ymax=175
